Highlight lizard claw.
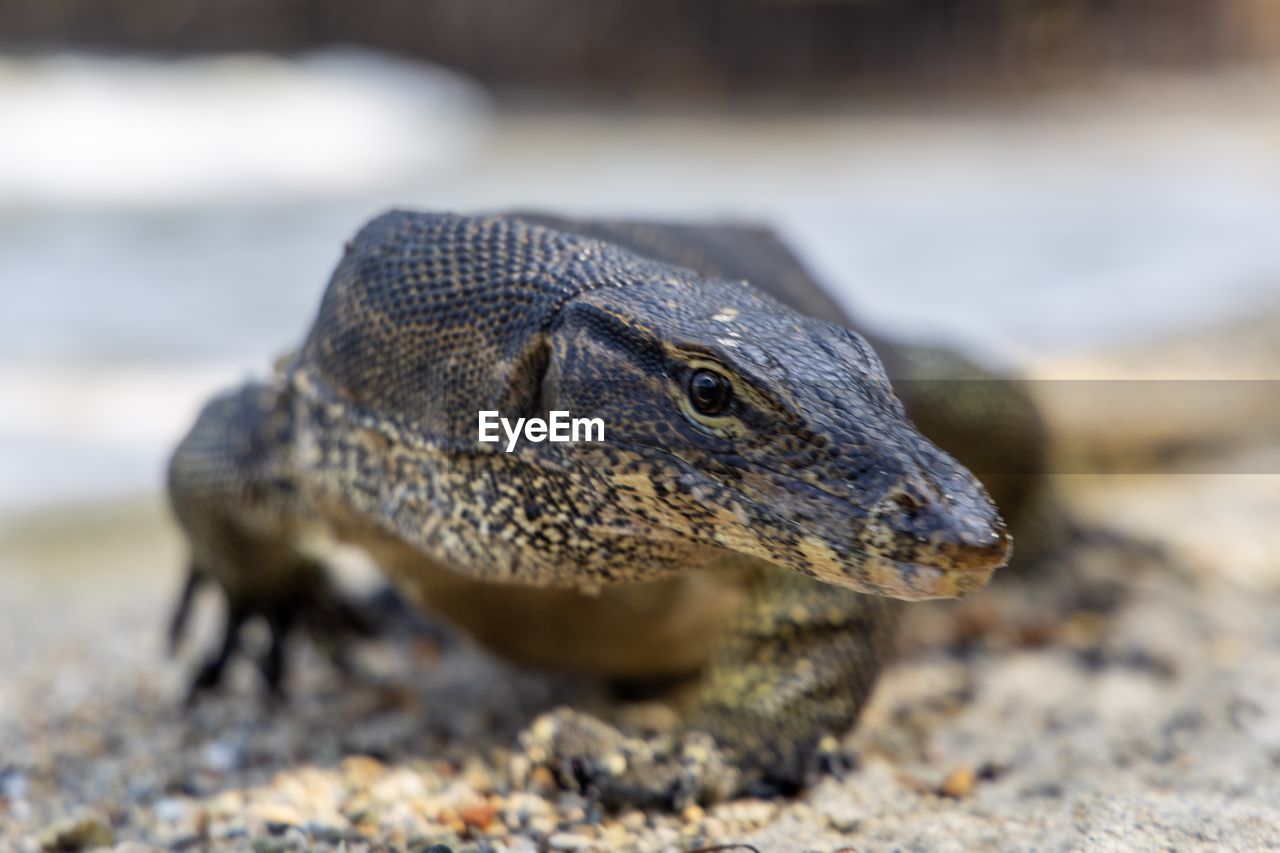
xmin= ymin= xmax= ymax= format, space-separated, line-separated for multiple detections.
xmin=167 ymin=562 xmax=209 ymax=657
xmin=520 ymin=708 xmax=740 ymax=810
xmin=169 ymin=559 xmax=377 ymax=702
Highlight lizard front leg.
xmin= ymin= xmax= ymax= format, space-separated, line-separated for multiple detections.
xmin=168 ymin=382 xmax=371 ymax=697
xmin=523 ymin=565 xmax=902 ymax=808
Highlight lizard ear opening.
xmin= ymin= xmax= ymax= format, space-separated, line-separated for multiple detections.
xmin=505 ymin=333 xmax=553 ymax=422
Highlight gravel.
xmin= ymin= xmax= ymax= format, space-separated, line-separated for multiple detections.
xmin=2 ymin=462 xmax=1278 ymax=851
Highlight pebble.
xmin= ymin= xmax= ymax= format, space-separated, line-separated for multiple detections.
xmin=252 ymin=830 xmax=306 ymax=853
xmin=941 ymin=765 xmax=977 ymax=799
xmin=825 ymin=810 xmax=861 ymax=833
xmin=528 ymin=815 xmax=558 ymax=836
xmin=199 ymin=740 xmax=239 ymax=774
xmin=462 ymin=760 xmax=495 ymax=794
xmin=341 ymin=755 xmax=388 ymax=788
xmin=712 ymin=798 xmax=777 ymax=828
xmin=151 ymin=796 xmax=190 ymax=823
xmin=37 ymin=811 xmax=114 ymax=851
xmin=600 ymin=752 xmax=627 ymax=776
xmin=0 ymin=769 xmax=28 ymax=801
xmin=547 ymin=831 xmax=594 ymax=849
xmin=702 ymin=817 xmax=726 ymax=837
xmin=528 ymin=766 xmax=558 ymax=795
xmin=459 ymin=801 xmax=497 ymax=831
xmin=371 ymin=767 xmax=427 ymax=802
xmin=251 ymin=803 xmax=303 ymax=828
xmin=206 ymin=790 xmax=246 ymax=817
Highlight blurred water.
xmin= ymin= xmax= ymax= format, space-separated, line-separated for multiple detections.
xmin=3 ymin=51 xmax=1279 ymax=510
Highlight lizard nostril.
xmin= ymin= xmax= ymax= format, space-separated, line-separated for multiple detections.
xmin=889 ymin=489 xmax=923 ymax=514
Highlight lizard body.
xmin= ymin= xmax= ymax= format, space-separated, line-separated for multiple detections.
xmin=169 ymin=211 xmax=1012 ymax=805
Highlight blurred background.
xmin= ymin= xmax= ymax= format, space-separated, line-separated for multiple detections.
xmin=3 ymin=0 xmax=1280 ymax=511
xmin=2 ymin=2 xmax=1280 ymax=848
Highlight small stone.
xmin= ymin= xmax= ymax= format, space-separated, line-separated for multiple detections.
xmin=600 ymin=752 xmax=627 ymax=777
xmin=252 ymin=835 xmax=302 ymax=853
xmin=547 ymin=831 xmax=594 ymax=849
xmin=530 ymin=716 xmax=558 ymax=742
xmin=619 ymin=810 xmax=646 ymax=830
xmin=207 ymin=790 xmax=246 ymax=817
xmin=528 ymin=815 xmax=558 ymax=836
xmin=252 ymin=803 xmax=302 ymax=828
xmin=153 ymin=796 xmax=191 ymax=824
xmin=38 ymin=811 xmax=114 ymax=851
xmin=347 ymin=806 xmax=378 ymax=832
xmin=681 ymin=804 xmax=704 ymax=825
xmin=649 ymin=825 xmax=681 ymax=846
xmin=528 ymin=766 xmax=557 ymax=795
xmin=459 ymin=801 xmax=497 ymax=831
xmin=303 ymin=823 xmax=355 ymax=844
xmin=599 ymin=827 xmax=628 ymax=849
xmin=508 ymin=754 xmax=531 ymax=786
xmin=200 ymin=740 xmax=240 ymax=774
xmin=505 ymin=838 xmax=539 ymax=853
xmin=371 ymin=768 xmax=428 ymax=802
xmin=341 ymin=755 xmax=388 ymax=788
xmin=462 ymin=761 xmax=495 ymax=794
xmin=941 ymin=765 xmax=977 ymax=798
xmin=713 ymin=799 xmax=776 ymax=829
xmin=681 ymin=741 xmax=711 ymax=764
xmin=0 ymin=769 xmax=28 ymax=801
xmin=436 ymin=806 xmax=465 ymax=834
xmin=825 ymin=810 xmax=861 ymax=833
xmin=501 ymin=791 xmax=551 ymax=831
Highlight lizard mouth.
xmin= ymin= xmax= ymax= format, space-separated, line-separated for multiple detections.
xmin=871 ymin=519 xmax=1011 ymax=600
xmin=852 ymin=482 xmax=1012 ymax=599
xmin=859 ymin=540 xmax=1010 ymax=600
xmin=744 ymin=472 xmax=1011 ymax=600
xmin=788 ymin=522 xmax=1008 ymax=601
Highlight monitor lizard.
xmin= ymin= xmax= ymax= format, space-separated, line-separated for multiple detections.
xmin=167 ymin=210 xmax=1018 ymax=807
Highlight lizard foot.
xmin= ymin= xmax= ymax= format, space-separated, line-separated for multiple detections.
xmin=169 ymin=560 xmax=376 ymax=702
xmin=520 ymin=707 xmax=741 ymax=810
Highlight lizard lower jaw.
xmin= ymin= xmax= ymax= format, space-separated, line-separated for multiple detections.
xmin=860 ymin=552 xmax=1004 ymax=600
xmin=934 ymin=521 xmax=1013 ymax=572
xmin=835 ymin=523 xmax=1010 ymax=600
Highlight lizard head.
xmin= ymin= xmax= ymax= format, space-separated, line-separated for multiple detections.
xmin=545 ymin=276 xmax=1011 ymax=600
xmin=298 ymin=211 xmax=1008 ymax=598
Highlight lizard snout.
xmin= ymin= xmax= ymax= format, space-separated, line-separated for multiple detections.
xmin=861 ymin=480 xmax=1012 ymax=597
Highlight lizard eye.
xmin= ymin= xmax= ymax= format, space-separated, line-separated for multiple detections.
xmin=687 ymin=368 xmax=733 ymax=415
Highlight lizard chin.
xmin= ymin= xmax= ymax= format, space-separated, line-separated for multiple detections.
xmin=856 ymin=546 xmax=1010 ymax=600
xmin=775 ymin=499 xmax=1011 ymax=600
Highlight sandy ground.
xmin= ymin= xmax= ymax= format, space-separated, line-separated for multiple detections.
xmin=2 ymin=466 xmax=1278 ymax=852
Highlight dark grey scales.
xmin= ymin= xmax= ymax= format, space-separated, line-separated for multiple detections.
xmin=168 ymin=211 xmax=1024 ymax=808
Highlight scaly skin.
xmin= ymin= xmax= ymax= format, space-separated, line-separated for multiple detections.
xmin=168 ymin=211 xmax=1011 ymax=806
